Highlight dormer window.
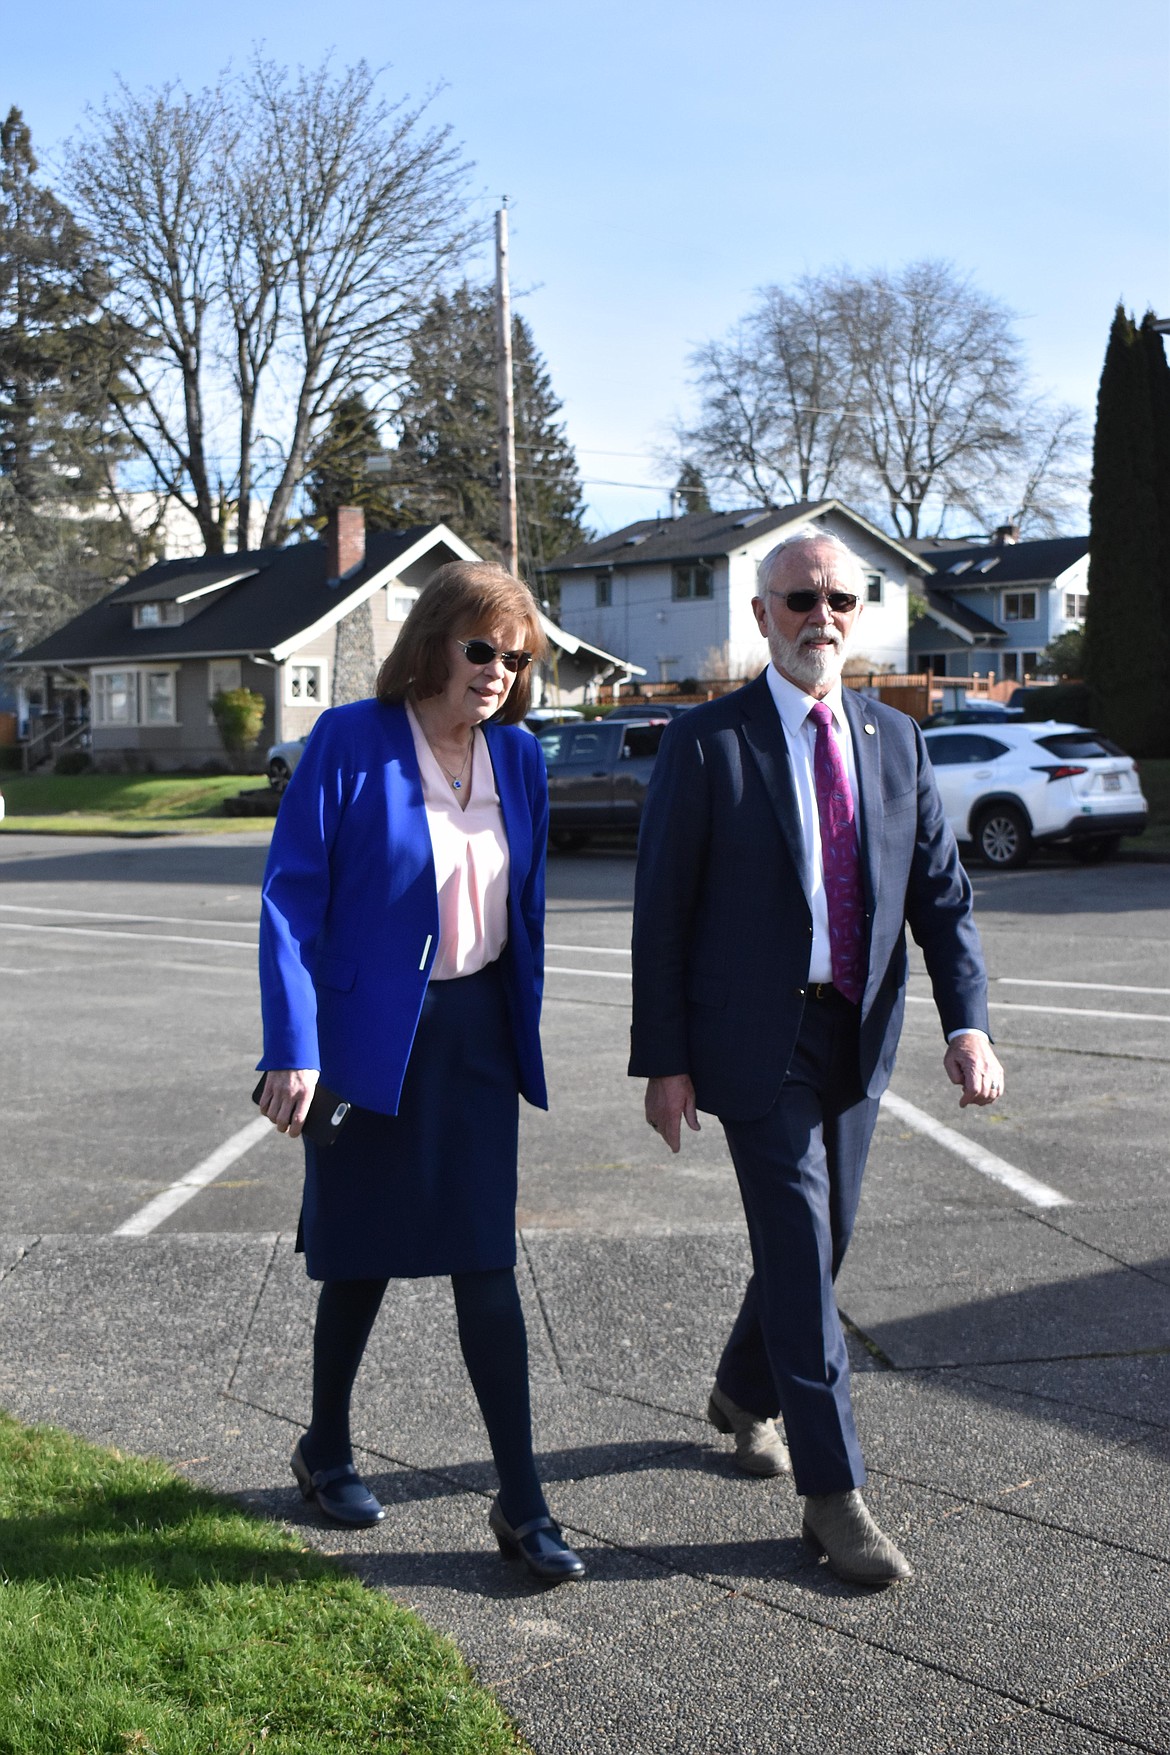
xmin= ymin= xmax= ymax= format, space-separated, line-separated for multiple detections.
xmin=134 ymin=601 xmax=183 ymax=629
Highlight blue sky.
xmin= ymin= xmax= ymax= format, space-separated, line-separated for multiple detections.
xmin=6 ymin=0 xmax=1168 ymax=533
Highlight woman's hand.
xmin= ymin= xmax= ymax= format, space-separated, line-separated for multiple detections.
xmin=258 ymin=1068 xmax=320 ymax=1138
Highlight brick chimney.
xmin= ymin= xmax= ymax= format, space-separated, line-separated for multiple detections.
xmin=325 ymin=505 xmax=366 ymax=583
xmin=991 ymin=523 xmax=1020 ymax=546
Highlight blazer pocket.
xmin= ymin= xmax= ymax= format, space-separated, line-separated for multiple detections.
xmin=881 ymin=782 xmax=917 ymax=814
xmin=315 ymin=952 xmax=358 ymax=992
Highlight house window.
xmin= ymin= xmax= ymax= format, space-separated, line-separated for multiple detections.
xmin=1064 ymin=592 xmax=1089 ymax=620
xmin=134 ymin=601 xmax=183 ymax=629
xmin=865 ymin=571 xmax=883 ymax=604
xmin=1003 ymin=591 xmax=1037 ymax=622
xmin=91 ymin=667 xmax=178 ymax=726
xmin=388 ymin=587 xmax=417 ymax=621
xmin=143 ymin=670 xmax=177 ymax=724
xmin=923 ymin=653 xmax=949 ymax=676
xmin=1002 ymin=652 xmax=1020 ymax=681
xmin=672 ymin=563 xmax=713 ymax=601
xmin=93 ymin=670 xmax=135 ymax=726
xmin=287 ymin=661 xmax=327 ymax=706
xmin=595 ymin=572 xmax=612 ymax=608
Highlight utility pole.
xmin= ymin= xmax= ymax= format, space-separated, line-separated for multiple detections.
xmin=495 ymin=202 xmax=519 ymax=575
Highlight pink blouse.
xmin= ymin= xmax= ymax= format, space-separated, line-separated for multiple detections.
xmin=406 ymin=702 xmax=510 ymax=980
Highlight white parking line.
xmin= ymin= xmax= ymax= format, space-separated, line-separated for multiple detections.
xmin=112 ymin=1116 xmax=273 ymax=1237
xmin=0 ymin=921 xmax=255 ymax=949
xmin=0 ymin=902 xmax=255 ymax=930
xmin=996 ymin=977 xmax=1170 ymax=997
xmin=546 ymin=965 xmax=631 ymax=981
xmin=906 ymin=994 xmax=1170 ymax=1025
xmin=546 ymin=942 xmax=629 ymax=956
xmin=879 ymin=1090 xmax=1070 ymax=1208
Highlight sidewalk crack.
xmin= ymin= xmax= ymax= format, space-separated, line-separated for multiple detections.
xmin=518 ymin=1229 xmax=566 ymax=1381
xmin=225 ymin=1232 xmax=281 ymax=1394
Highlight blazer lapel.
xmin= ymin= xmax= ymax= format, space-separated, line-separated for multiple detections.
xmin=483 ymin=724 xmax=529 ymax=903
xmin=739 ymin=672 xmax=808 ymax=889
xmin=842 ymin=687 xmax=881 ymax=916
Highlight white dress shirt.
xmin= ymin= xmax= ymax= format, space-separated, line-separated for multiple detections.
xmin=763 ymin=663 xmax=986 ymax=1041
xmin=764 ymin=664 xmax=857 ymax=986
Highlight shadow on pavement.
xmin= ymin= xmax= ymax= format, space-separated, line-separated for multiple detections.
xmin=0 ymin=842 xmax=271 ymax=887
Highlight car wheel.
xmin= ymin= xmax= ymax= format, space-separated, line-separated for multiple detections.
xmin=974 ymin=804 xmax=1032 ymax=869
xmin=1068 ymin=835 xmax=1122 ymax=864
xmin=267 ymin=757 xmax=291 ymax=792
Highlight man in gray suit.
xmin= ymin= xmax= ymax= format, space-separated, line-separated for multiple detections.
xmin=630 ymin=529 xmax=1003 ymax=1585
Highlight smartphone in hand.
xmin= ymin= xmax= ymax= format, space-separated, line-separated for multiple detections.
xmin=252 ymin=1074 xmax=351 ymax=1146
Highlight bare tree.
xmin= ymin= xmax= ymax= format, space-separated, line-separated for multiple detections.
xmin=67 ymin=56 xmax=474 ymax=555
xmin=680 ymin=261 xmax=1085 ymax=537
xmin=825 ymin=261 xmax=1024 ymax=538
xmin=677 ymin=278 xmax=858 ymax=507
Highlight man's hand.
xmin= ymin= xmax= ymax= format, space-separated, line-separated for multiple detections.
xmin=944 ymin=1032 xmax=1004 ymax=1108
xmin=644 ymin=1074 xmax=701 ymax=1153
xmin=258 ymin=1068 xmax=319 ymax=1138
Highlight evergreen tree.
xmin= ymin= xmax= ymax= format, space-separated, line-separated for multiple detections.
xmin=674 ymin=462 xmax=711 ymax=514
xmin=1084 ymin=307 xmax=1170 ymax=755
xmin=302 ymin=393 xmax=400 ymax=533
xmin=387 ymin=283 xmax=589 ymax=590
xmin=0 ymin=107 xmax=142 ymax=649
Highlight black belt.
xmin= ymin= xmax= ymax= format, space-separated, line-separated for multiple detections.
xmin=803 ymin=982 xmax=851 ymax=1002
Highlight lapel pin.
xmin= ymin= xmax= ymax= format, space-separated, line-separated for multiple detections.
xmin=863 ymin=723 xmax=876 ymax=735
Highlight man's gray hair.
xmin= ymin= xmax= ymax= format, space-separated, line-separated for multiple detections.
xmin=756 ymin=528 xmax=864 ymax=598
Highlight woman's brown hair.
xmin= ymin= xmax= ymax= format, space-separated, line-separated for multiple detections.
xmin=376 ymin=561 xmax=549 ymax=726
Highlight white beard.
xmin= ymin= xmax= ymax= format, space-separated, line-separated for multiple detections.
xmin=769 ymin=626 xmax=847 ymax=690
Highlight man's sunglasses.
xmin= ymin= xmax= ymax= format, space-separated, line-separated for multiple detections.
xmin=769 ymin=589 xmax=861 ymax=614
xmin=459 ymin=639 xmax=533 ymax=673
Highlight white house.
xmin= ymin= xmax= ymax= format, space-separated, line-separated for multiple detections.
xmin=543 ymin=502 xmax=928 ymax=684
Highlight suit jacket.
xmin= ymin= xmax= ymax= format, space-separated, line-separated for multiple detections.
xmin=258 ymin=697 xmax=549 ymax=1115
xmin=628 ymin=671 xmax=989 ymax=1122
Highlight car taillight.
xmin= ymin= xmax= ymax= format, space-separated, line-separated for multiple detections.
xmin=1031 ymin=764 xmax=1088 ymax=781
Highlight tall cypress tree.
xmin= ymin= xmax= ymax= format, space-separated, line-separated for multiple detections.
xmin=1084 ymin=307 xmax=1170 ymax=755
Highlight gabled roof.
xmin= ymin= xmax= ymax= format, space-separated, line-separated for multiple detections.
xmin=914 ymin=535 xmax=1087 ymax=588
xmin=543 ymin=501 xmax=929 ymax=575
xmin=12 ymin=526 xmax=470 ymax=667
xmin=538 ymin=613 xmax=646 ymax=677
xmin=916 ymin=590 xmax=1006 ymax=644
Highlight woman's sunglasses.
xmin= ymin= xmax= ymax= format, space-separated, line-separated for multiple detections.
xmin=459 ymin=639 xmax=533 ymax=673
xmin=769 ymin=589 xmax=861 ymax=614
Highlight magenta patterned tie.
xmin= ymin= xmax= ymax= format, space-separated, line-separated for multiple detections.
xmin=808 ymin=701 xmax=865 ymax=1004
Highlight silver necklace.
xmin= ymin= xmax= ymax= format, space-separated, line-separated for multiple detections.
xmin=434 ymin=733 xmax=473 ymax=791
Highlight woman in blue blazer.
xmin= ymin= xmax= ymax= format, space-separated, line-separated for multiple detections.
xmin=256 ymin=561 xmax=583 ymax=1583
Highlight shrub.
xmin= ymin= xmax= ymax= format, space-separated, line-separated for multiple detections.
xmin=211 ymin=688 xmax=268 ymax=763
xmin=53 ymin=750 xmax=92 ymax=775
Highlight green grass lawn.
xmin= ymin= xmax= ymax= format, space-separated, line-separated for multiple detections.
xmin=0 ymin=773 xmax=270 ymax=835
xmin=0 ymin=1413 xmax=526 ymax=1755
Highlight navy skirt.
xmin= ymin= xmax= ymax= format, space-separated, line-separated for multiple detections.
xmin=298 ymin=961 xmax=521 ymax=1281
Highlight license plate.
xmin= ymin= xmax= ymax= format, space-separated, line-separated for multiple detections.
xmin=1102 ymin=773 xmax=1121 ymax=792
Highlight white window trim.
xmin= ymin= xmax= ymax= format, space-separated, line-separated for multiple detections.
xmin=284 ymin=657 xmax=329 ymax=707
xmin=865 ymin=571 xmax=884 ymax=605
xmin=387 ymin=583 xmax=419 ymax=621
xmin=133 ymin=601 xmax=184 ymax=629
xmin=91 ymin=664 xmax=180 ymax=727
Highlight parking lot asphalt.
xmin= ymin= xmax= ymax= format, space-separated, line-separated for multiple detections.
xmin=1 ymin=829 xmax=1169 ymax=1753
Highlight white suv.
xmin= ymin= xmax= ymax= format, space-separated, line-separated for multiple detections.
xmin=922 ymin=721 xmax=1148 ymax=869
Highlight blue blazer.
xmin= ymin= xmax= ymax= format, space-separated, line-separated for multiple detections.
xmin=629 ymin=673 xmax=990 ymax=1121
xmin=258 ymin=697 xmax=549 ymax=1115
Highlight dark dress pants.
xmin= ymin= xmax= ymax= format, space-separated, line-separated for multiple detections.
xmin=716 ymin=990 xmax=880 ymax=1496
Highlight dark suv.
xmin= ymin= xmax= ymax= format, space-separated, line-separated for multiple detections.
xmin=538 ymin=719 xmax=667 ymax=847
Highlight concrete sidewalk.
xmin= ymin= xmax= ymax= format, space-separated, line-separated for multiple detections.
xmin=2 ymin=1220 xmax=1169 ymax=1754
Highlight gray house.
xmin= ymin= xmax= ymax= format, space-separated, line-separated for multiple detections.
xmin=10 ymin=509 xmax=641 ymax=770
xmin=543 ymin=502 xmax=929 ymax=684
xmin=909 ymin=531 xmax=1089 ymax=681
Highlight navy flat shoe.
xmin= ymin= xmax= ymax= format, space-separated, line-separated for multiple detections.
xmin=291 ymin=1440 xmax=385 ymax=1528
xmin=489 ymin=1497 xmax=585 ymax=1582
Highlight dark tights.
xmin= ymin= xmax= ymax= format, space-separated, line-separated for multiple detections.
xmin=301 ymin=1268 xmax=546 ymax=1528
